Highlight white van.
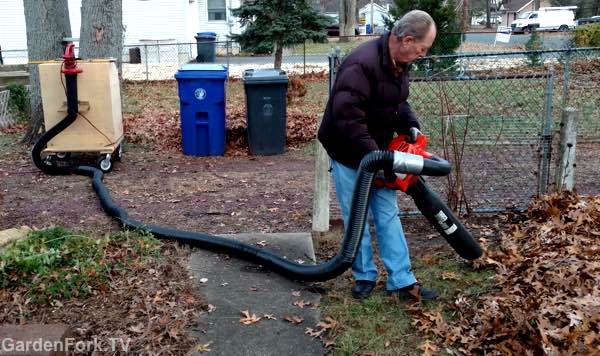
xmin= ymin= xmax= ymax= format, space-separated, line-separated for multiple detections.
xmin=511 ymin=7 xmax=576 ymax=33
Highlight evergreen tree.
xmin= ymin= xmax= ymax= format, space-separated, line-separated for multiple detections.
xmin=231 ymin=0 xmax=331 ymax=68
xmin=384 ymin=0 xmax=461 ymax=56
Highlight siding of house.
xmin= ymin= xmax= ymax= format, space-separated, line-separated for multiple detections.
xmin=197 ymin=0 xmax=242 ymax=41
xmin=0 ymin=0 xmax=223 ymax=52
xmin=122 ymin=0 xmax=188 ymax=44
xmin=358 ymin=3 xmax=389 ymax=27
xmin=0 ymin=0 xmax=28 ymax=51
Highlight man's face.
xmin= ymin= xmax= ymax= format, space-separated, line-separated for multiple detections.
xmin=395 ymin=25 xmax=437 ymax=64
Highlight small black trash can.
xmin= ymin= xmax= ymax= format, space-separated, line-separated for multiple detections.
xmin=243 ymin=69 xmax=289 ymax=155
xmin=195 ymin=32 xmax=217 ymax=63
xmin=129 ymin=47 xmax=141 ymax=64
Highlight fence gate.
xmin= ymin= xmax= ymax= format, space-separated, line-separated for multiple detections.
xmin=398 ymin=71 xmax=555 ymax=213
xmin=0 ymin=90 xmax=14 ymax=128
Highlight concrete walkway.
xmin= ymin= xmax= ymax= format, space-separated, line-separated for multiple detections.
xmin=187 ymin=233 xmax=325 ymax=356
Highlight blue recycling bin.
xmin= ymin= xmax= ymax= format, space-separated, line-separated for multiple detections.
xmin=174 ymin=64 xmax=227 ymax=156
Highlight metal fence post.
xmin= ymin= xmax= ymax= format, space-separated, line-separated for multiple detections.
xmin=0 ymin=45 xmax=3 ymax=65
xmin=328 ymin=47 xmax=340 ymax=96
xmin=561 ymin=48 xmax=571 ymax=108
xmin=538 ymin=66 xmax=555 ymax=195
xmin=303 ymin=40 xmax=306 ymax=75
xmin=555 ymin=107 xmax=578 ymax=192
xmin=226 ymin=40 xmax=230 ymax=72
xmin=144 ymin=44 xmax=149 ymax=81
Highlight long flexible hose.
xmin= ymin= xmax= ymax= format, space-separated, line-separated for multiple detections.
xmin=32 ymin=71 xmax=481 ymax=283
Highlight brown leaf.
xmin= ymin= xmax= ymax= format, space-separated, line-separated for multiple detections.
xmin=283 ymin=314 xmax=304 ymax=324
xmin=440 ymin=271 xmax=459 ymax=280
xmin=195 ymin=342 xmax=212 ymax=353
xmin=263 ymin=314 xmax=277 ymax=320
xmin=128 ymin=322 xmax=145 ymax=334
xmin=239 ymin=310 xmax=262 ymax=325
xmin=418 ymin=340 xmax=439 ymax=356
xmin=316 ymin=316 xmax=337 ymax=330
xmin=293 ymin=300 xmax=311 ymax=308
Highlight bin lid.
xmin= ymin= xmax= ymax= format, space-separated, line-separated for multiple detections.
xmin=196 ymin=32 xmax=217 ymax=38
xmin=243 ymin=69 xmax=288 ymax=84
xmin=175 ymin=64 xmax=228 ymax=80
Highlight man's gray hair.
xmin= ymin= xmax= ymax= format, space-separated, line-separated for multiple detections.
xmin=392 ymin=10 xmax=436 ymax=40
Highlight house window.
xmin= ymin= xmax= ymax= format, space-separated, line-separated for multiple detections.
xmin=208 ymin=0 xmax=226 ymax=21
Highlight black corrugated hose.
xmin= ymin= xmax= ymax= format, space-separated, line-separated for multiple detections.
xmin=32 ymin=72 xmax=481 ymax=282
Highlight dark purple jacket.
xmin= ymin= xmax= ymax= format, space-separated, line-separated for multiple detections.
xmin=318 ymin=32 xmax=420 ymax=169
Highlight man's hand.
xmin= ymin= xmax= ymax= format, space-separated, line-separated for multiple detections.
xmin=408 ymin=127 xmax=422 ymax=144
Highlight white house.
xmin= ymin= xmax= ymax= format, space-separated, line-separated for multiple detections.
xmin=358 ymin=3 xmax=390 ymax=34
xmin=0 ymin=0 xmax=242 ymax=63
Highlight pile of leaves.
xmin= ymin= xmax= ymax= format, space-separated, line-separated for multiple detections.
xmin=410 ymin=191 xmax=600 ymax=354
xmin=122 ymin=73 xmax=327 ymax=156
xmin=0 ymin=227 xmax=205 ymax=354
xmin=123 ymin=109 xmax=182 ymax=152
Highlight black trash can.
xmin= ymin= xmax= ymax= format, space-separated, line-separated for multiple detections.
xmin=129 ymin=47 xmax=141 ymax=64
xmin=195 ymin=32 xmax=217 ymax=63
xmin=243 ymin=69 xmax=289 ymax=155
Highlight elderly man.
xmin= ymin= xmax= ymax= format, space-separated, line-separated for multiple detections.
xmin=318 ymin=10 xmax=438 ymax=300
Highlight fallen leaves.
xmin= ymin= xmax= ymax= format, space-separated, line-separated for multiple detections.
xmin=283 ymin=314 xmax=304 ymax=324
xmin=410 ymin=192 xmax=600 ymax=354
xmin=239 ymin=310 xmax=262 ymax=325
xmin=121 ymin=74 xmax=327 ymax=156
xmin=305 ymin=316 xmax=339 ymax=348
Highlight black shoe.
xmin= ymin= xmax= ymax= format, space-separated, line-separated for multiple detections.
xmin=388 ymin=283 xmax=438 ymax=301
xmin=351 ymin=280 xmax=376 ymax=299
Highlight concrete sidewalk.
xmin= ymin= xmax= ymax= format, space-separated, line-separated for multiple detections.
xmin=187 ymin=233 xmax=325 ymax=356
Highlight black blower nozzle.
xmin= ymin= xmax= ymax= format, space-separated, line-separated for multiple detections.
xmin=406 ymin=178 xmax=483 ymax=260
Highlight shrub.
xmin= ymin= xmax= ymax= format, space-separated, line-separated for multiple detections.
xmin=525 ymin=30 xmax=543 ymax=67
xmin=574 ymin=23 xmax=600 ymax=47
xmin=6 ymin=83 xmax=29 ymax=122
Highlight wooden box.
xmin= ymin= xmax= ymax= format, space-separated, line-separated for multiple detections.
xmin=39 ymin=60 xmax=123 ymax=154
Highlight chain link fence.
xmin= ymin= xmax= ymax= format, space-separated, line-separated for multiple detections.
xmin=401 ymin=48 xmax=598 ymax=213
xmin=2 ymin=33 xmax=598 ymax=212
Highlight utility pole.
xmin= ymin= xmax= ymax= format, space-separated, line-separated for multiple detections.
xmin=462 ymin=0 xmax=469 ymax=31
xmin=370 ymin=0 xmax=373 ymax=34
xmin=486 ymin=0 xmax=491 ymax=28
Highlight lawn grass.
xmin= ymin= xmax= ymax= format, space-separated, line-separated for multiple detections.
xmin=0 ymin=227 xmax=161 ymax=304
xmin=290 ymin=38 xmax=372 ymax=55
xmin=320 ymin=250 xmax=496 ymax=355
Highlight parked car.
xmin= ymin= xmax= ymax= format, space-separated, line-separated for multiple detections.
xmin=577 ymin=16 xmax=600 ymax=26
xmin=325 ymin=24 xmax=360 ymax=37
xmin=511 ymin=7 xmax=576 ymax=33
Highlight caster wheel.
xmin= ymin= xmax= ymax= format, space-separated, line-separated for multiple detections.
xmin=56 ymin=152 xmax=70 ymax=159
xmin=97 ymin=154 xmax=113 ymax=173
xmin=43 ymin=155 xmax=56 ymax=167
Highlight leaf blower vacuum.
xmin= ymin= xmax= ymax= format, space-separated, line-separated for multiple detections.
xmin=32 ymin=45 xmax=481 ymax=284
xmin=374 ymin=134 xmax=483 ymax=260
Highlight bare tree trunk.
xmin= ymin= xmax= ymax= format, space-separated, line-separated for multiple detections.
xmin=79 ymin=0 xmax=123 ymax=76
xmin=22 ymin=0 xmax=72 ymax=144
xmin=274 ymin=41 xmax=283 ymax=69
xmin=339 ymin=0 xmax=356 ymax=43
xmin=486 ymin=0 xmax=492 ymax=28
xmin=462 ymin=0 xmax=470 ymax=32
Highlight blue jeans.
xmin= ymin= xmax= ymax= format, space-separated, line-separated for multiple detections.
xmin=331 ymin=159 xmax=417 ymax=291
